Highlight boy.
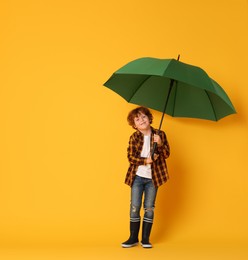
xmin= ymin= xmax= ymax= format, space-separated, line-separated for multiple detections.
xmin=122 ymin=106 xmax=170 ymax=248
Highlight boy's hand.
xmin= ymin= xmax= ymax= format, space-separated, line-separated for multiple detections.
xmin=146 ymin=154 xmax=159 ymax=164
xmin=154 ymin=134 xmax=162 ymax=146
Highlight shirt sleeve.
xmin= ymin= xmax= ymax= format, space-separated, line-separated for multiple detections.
xmin=156 ymin=131 xmax=170 ymax=159
xmin=127 ymin=135 xmax=146 ymax=166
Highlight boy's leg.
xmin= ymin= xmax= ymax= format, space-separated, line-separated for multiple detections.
xmin=122 ymin=176 xmax=143 ymax=248
xmin=141 ymin=180 xmax=157 ymax=248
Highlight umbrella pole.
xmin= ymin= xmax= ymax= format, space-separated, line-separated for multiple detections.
xmin=158 ymin=79 xmax=174 ymax=131
xmin=152 ymin=79 xmax=174 ymax=159
xmin=152 ymin=54 xmax=180 ymax=159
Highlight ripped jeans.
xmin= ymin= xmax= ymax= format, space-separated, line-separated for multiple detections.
xmin=130 ymin=176 xmax=158 ymax=224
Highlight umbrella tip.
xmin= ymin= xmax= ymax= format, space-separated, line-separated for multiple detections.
xmin=177 ymin=54 xmax=180 ymax=61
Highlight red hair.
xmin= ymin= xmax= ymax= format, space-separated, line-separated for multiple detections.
xmin=127 ymin=106 xmax=153 ymax=129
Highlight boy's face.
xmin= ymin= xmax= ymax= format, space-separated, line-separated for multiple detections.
xmin=133 ymin=112 xmax=150 ymax=131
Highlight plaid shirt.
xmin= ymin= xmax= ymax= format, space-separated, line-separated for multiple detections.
xmin=125 ymin=127 xmax=170 ymax=188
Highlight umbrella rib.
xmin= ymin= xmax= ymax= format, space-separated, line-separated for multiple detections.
xmin=127 ymin=75 xmax=152 ymax=102
xmin=205 ymin=90 xmax=217 ymax=121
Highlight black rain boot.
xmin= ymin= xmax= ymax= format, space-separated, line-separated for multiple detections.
xmin=141 ymin=221 xmax=153 ymax=248
xmin=121 ymin=221 xmax=140 ymax=248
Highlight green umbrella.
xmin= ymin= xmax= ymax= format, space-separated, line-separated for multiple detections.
xmin=103 ymin=56 xmax=236 ymax=155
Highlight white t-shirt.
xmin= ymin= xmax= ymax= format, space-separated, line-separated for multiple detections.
xmin=136 ymin=135 xmax=152 ymax=179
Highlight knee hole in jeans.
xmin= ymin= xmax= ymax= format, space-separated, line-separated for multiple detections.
xmin=144 ymin=207 xmax=154 ymax=213
xmin=131 ymin=205 xmax=139 ymax=213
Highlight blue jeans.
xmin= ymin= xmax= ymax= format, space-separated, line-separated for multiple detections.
xmin=130 ymin=176 xmax=158 ymax=224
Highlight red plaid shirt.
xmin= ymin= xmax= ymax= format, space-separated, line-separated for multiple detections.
xmin=125 ymin=127 xmax=170 ymax=188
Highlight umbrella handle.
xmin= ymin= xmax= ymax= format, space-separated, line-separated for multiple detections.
xmin=151 ymin=142 xmax=158 ymax=160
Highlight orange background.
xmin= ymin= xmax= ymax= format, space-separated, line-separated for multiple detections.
xmin=0 ymin=0 xmax=247 ymax=259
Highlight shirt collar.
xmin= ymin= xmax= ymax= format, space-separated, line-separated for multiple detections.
xmin=136 ymin=126 xmax=156 ymax=136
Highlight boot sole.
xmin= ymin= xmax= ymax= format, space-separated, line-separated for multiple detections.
xmin=121 ymin=242 xmax=139 ymax=248
xmin=140 ymin=243 xmax=152 ymax=248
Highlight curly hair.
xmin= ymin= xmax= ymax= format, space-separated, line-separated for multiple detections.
xmin=127 ymin=106 xmax=153 ymax=129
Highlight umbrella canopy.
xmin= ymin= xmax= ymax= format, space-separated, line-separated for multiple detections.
xmin=104 ymin=57 xmax=236 ymax=125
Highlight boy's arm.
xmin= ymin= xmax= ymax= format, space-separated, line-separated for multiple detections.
xmin=156 ymin=131 xmax=170 ymax=159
